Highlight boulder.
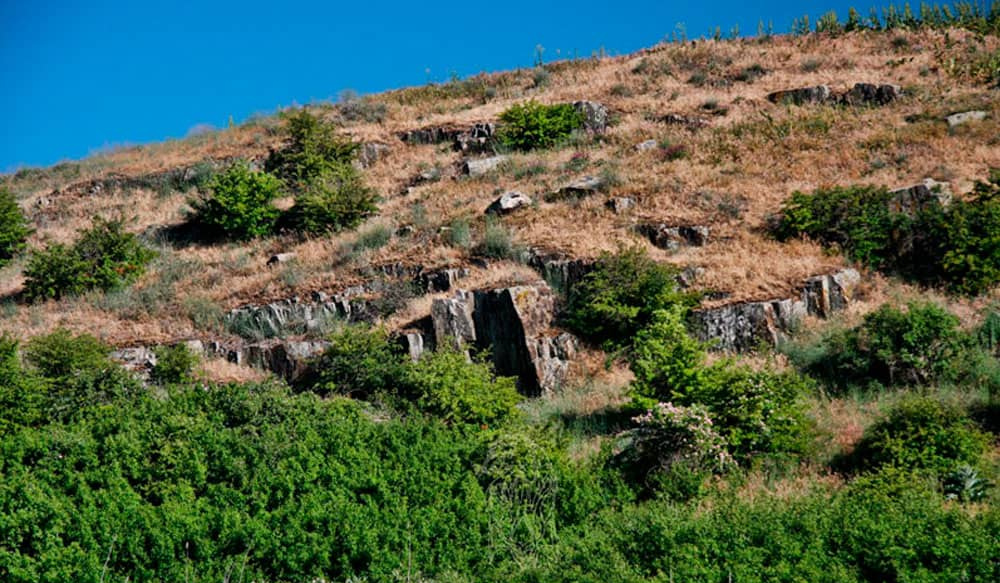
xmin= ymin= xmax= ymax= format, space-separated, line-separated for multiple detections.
xmin=486 ymin=191 xmax=533 ymax=215
xmin=416 ymin=267 xmax=469 ymax=293
xmin=605 ymin=196 xmax=637 ymax=214
xmin=357 ymin=142 xmax=391 ymax=169
xmin=766 ymin=85 xmax=831 ymax=105
xmin=462 ymin=155 xmax=509 ymax=177
xmin=692 ymin=299 xmax=805 ymax=352
xmin=453 ymin=122 xmax=497 ymax=154
xmin=635 ymin=139 xmax=658 ymax=151
xmin=637 ymin=224 xmax=709 ymax=250
xmin=267 ymin=252 xmax=297 ymax=267
xmin=527 ymin=250 xmax=594 ymax=297
xmin=430 ymin=290 xmax=477 ymax=351
xmin=111 ymin=346 xmax=158 ymax=372
xmin=842 ymin=83 xmax=902 ymax=106
xmin=889 ymin=178 xmax=952 ymax=216
xmin=945 ymin=110 xmax=988 ymax=128
xmin=801 ymin=268 xmax=860 ymax=318
xmin=573 ymin=101 xmax=609 ymax=133
xmin=399 ymin=126 xmax=464 ymax=145
xmin=661 ymin=113 xmax=711 ymax=129
xmin=547 ymin=175 xmax=605 ymax=201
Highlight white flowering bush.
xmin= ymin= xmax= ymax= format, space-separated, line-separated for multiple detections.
xmin=629 ymin=402 xmax=734 ymax=474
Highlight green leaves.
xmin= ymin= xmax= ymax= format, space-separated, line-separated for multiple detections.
xmin=190 ymin=161 xmax=283 ymax=241
xmin=0 ymin=187 xmax=31 ymax=267
xmin=497 ymin=101 xmax=584 ymax=151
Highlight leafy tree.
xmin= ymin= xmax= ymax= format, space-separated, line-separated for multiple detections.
xmin=283 ymin=163 xmax=378 ymax=235
xmin=265 ymin=108 xmax=359 ymax=186
xmin=0 ymin=186 xmax=31 ymax=267
xmin=189 ymin=161 xmax=283 ymax=240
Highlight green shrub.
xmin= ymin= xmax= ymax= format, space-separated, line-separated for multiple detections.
xmin=477 ymin=216 xmax=516 ymax=259
xmin=0 ymin=186 xmax=31 ymax=267
xmin=24 ymin=328 xmax=110 ymax=381
xmin=788 ymin=301 xmax=964 ymax=393
xmin=847 ymin=396 xmax=989 ymax=475
xmin=629 ymin=306 xmax=708 ymax=405
xmin=150 ymin=344 xmax=199 ymax=385
xmin=403 ymin=347 xmax=521 ymax=426
xmin=189 ymin=161 xmax=283 ymax=240
xmin=566 ymin=245 xmax=693 ymax=349
xmin=265 ymin=108 xmax=359 ymax=186
xmin=308 ymin=325 xmax=406 ymax=399
xmin=0 ymin=335 xmax=46 ymax=435
xmin=497 ymin=100 xmax=584 ymax=151
xmin=23 ymin=217 xmax=157 ymax=301
xmin=624 ymin=402 xmax=733 ymax=478
xmin=284 ymin=163 xmax=378 ymax=235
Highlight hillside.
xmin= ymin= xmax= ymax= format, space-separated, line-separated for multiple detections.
xmin=1 ymin=11 xmax=1000 ymax=583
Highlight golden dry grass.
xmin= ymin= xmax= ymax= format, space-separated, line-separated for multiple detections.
xmin=2 ymin=28 xmax=999 ymax=349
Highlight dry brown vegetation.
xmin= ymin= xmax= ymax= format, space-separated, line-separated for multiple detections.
xmin=2 ymin=28 xmax=999 ymax=349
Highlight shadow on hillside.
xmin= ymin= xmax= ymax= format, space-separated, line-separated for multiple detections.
xmin=556 ymin=406 xmax=635 ymax=438
xmin=147 ymin=220 xmax=227 ymax=248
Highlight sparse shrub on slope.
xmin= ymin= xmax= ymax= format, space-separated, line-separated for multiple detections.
xmin=497 ymin=100 xmax=585 ymax=151
xmin=283 ymin=163 xmax=378 ymax=235
xmin=150 ymin=343 xmax=199 ymax=385
xmin=566 ymin=245 xmax=693 ymax=350
xmin=0 ymin=187 xmax=31 ymax=267
xmin=265 ymin=108 xmax=359 ymax=186
xmin=189 ymin=161 xmax=283 ymax=241
xmin=23 ymin=217 xmax=157 ymax=302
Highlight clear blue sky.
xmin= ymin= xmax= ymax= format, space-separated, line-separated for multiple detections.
xmin=3 ymin=1 xmax=879 ymax=172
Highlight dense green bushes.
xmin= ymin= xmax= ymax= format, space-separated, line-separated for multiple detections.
xmin=497 ymin=100 xmax=584 ymax=151
xmin=284 ymin=162 xmax=378 ymax=234
xmin=774 ymin=172 xmax=1000 ymax=294
xmin=189 ymin=161 xmax=283 ymax=240
xmin=22 ymin=217 xmax=156 ymax=301
xmin=0 ymin=187 xmax=31 ymax=267
xmin=566 ymin=246 xmax=693 ymax=349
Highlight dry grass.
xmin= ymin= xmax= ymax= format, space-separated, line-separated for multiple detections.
xmin=2 ymin=28 xmax=1000 ymax=349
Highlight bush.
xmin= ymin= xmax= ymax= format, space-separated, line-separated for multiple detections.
xmin=403 ymin=347 xmax=521 ymax=427
xmin=775 ymin=173 xmax=1000 ymax=294
xmin=624 ymin=402 xmax=734 ymax=479
xmin=0 ymin=186 xmax=31 ymax=267
xmin=566 ymin=245 xmax=693 ymax=349
xmin=846 ymin=396 xmax=989 ymax=475
xmin=308 ymin=325 xmax=406 ymax=399
xmin=189 ymin=161 xmax=283 ymax=240
xmin=150 ymin=344 xmax=199 ymax=385
xmin=0 ymin=335 xmax=46 ymax=435
xmin=629 ymin=306 xmax=708 ymax=405
xmin=788 ymin=301 xmax=964 ymax=393
xmin=23 ymin=217 xmax=156 ymax=301
xmin=283 ymin=163 xmax=378 ymax=235
xmin=265 ymin=108 xmax=359 ymax=186
xmin=24 ymin=328 xmax=110 ymax=381
xmin=477 ymin=216 xmax=516 ymax=259
xmin=497 ymin=100 xmax=584 ymax=151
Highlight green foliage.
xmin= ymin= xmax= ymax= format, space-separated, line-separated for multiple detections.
xmin=284 ymin=163 xmax=378 ymax=235
xmin=0 ymin=335 xmax=46 ymax=436
xmin=265 ymin=108 xmax=359 ymax=185
xmin=0 ymin=187 xmax=31 ymax=267
xmin=189 ymin=161 xmax=283 ymax=240
xmin=23 ymin=217 xmax=156 ymax=302
xmin=624 ymin=402 xmax=734 ymax=481
xmin=477 ymin=216 xmax=517 ymax=260
xmin=150 ymin=344 xmax=199 ymax=385
xmin=308 ymin=325 xmax=406 ymax=399
xmin=847 ymin=396 xmax=989 ymax=475
xmin=788 ymin=301 xmax=966 ymax=393
xmin=566 ymin=245 xmax=693 ymax=349
xmin=775 ymin=173 xmax=1000 ymax=295
xmin=628 ymin=306 xmax=708 ymax=404
xmin=24 ymin=328 xmax=110 ymax=381
xmin=497 ymin=101 xmax=584 ymax=151
xmin=403 ymin=348 xmax=521 ymax=427
xmin=942 ymin=464 xmax=994 ymax=502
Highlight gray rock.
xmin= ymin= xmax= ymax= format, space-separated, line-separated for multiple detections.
xmin=527 ymin=250 xmax=594 ymax=297
xmin=547 ymin=175 xmax=605 ymax=201
xmin=842 ymin=83 xmax=902 ymax=106
xmin=453 ymin=122 xmax=497 ymax=154
xmin=431 ymin=290 xmax=477 ymax=351
xmin=605 ymin=196 xmax=637 ymax=214
xmin=573 ymin=100 xmax=609 ymax=133
xmin=357 ymin=142 xmax=391 ymax=169
xmin=486 ymin=191 xmax=533 ymax=215
xmin=267 ymin=252 xmax=297 ymax=267
xmin=801 ymin=268 xmax=860 ymax=318
xmin=946 ymin=110 xmax=988 ymax=127
xmin=417 ymin=267 xmax=469 ymax=293
xmin=889 ymin=178 xmax=952 ymax=216
xmin=462 ymin=155 xmax=509 ymax=177
xmin=661 ymin=113 xmax=711 ymax=129
xmin=111 ymin=346 xmax=158 ymax=372
xmin=399 ymin=126 xmax=464 ymax=145
xmin=692 ymin=299 xmax=805 ymax=352
xmin=637 ymin=224 xmax=709 ymax=250
xmin=635 ymin=139 xmax=658 ymax=151
xmin=766 ymin=85 xmax=831 ymax=105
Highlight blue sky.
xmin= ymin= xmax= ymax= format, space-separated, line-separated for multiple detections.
xmin=3 ymin=1 xmax=880 ymax=172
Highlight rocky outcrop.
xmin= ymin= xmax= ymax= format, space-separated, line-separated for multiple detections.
xmin=691 ymin=268 xmax=861 ymax=352
xmin=357 ymin=142 xmax=391 ymax=168
xmin=889 ymin=179 xmax=952 ymax=215
xmin=267 ymin=252 xmax=297 ymax=267
xmin=637 ymin=224 xmax=709 ymax=250
xmin=547 ymin=175 xmax=605 ymax=201
xmin=527 ymin=250 xmax=594 ymax=297
xmin=486 ymin=191 xmax=533 ymax=215
xmin=462 ymin=155 xmax=509 ymax=177
xmin=767 ymin=83 xmax=901 ymax=107
xmin=427 ymin=283 xmax=577 ymax=395
xmin=660 ymin=113 xmax=711 ymax=129
xmin=635 ymin=139 xmax=658 ymax=151
xmin=399 ymin=126 xmax=465 ymax=145
xmin=453 ymin=122 xmax=497 ymax=154
xmin=767 ymin=85 xmax=832 ymax=105
xmin=945 ymin=110 xmax=988 ymax=127
xmin=573 ymin=101 xmax=609 ymax=133
xmin=606 ymin=196 xmax=637 ymax=214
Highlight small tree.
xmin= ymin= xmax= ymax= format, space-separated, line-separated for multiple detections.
xmin=190 ymin=161 xmax=283 ymax=240
xmin=0 ymin=186 xmax=31 ymax=267
xmin=284 ymin=164 xmax=378 ymax=235
xmin=265 ymin=108 xmax=359 ymax=186
xmin=497 ymin=101 xmax=584 ymax=151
